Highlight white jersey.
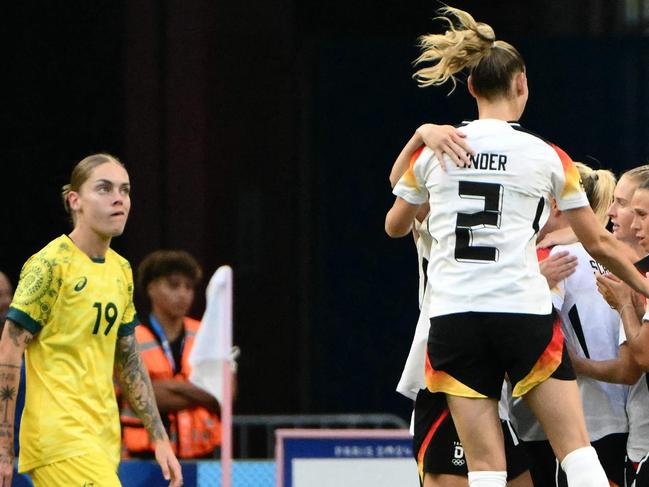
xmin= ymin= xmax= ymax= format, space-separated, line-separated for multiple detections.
xmin=415 ymin=217 xmax=434 ymax=309
xmin=551 ymin=243 xmax=628 ymax=442
xmin=397 ymin=218 xmax=434 ymax=400
xmin=393 ymin=119 xmax=588 ymax=317
xmin=620 ymin=322 xmax=649 ymax=461
xmin=396 ymin=216 xmax=513 ymax=421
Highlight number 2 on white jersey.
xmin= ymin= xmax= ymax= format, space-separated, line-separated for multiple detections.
xmin=455 ymin=181 xmax=503 ymax=263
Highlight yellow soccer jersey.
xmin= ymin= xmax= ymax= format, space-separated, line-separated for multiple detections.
xmin=6 ymin=235 xmax=138 ymax=472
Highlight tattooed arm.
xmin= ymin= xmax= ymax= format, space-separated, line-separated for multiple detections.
xmin=115 ymin=334 xmax=183 ymax=487
xmin=0 ymin=320 xmax=32 ymax=487
xmin=115 ymin=334 xmax=167 ymax=441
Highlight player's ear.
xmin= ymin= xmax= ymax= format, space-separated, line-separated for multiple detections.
xmin=515 ymin=71 xmax=528 ymax=97
xmin=467 ymin=75 xmax=477 ymax=98
xmin=67 ymin=191 xmax=81 ymax=212
xmin=550 ymin=198 xmax=561 ymax=216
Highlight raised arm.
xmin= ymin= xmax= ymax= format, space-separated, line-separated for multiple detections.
xmin=564 ymin=206 xmax=649 ymax=297
xmin=385 ymin=198 xmax=420 ymax=238
xmin=390 ymin=132 xmax=425 ymax=188
xmin=115 ymin=334 xmax=182 ymax=486
xmin=389 ymin=124 xmax=473 ymax=187
xmin=537 ymin=227 xmax=578 ymax=250
xmin=0 ymin=321 xmax=32 ymax=486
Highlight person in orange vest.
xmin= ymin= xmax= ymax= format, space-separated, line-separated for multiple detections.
xmin=121 ymin=250 xmax=221 ymax=459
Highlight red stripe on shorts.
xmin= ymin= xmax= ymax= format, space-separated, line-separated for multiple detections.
xmin=417 ymin=408 xmax=450 ymax=482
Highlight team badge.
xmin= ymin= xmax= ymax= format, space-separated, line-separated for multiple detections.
xmin=451 ymin=441 xmax=466 ymax=467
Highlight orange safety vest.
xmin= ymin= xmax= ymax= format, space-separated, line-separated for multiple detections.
xmin=120 ymin=317 xmax=221 ymax=458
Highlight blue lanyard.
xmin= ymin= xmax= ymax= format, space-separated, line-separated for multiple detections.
xmin=148 ymin=314 xmax=184 ymax=374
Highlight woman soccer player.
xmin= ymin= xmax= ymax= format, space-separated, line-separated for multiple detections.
xmin=0 ymin=154 xmax=182 ymax=486
xmin=540 ymin=165 xmax=649 ymax=486
xmin=541 ymin=163 xmax=628 ymax=486
xmin=594 ymin=174 xmax=649 ymax=487
xmin=392 ymin=127 xmax=532 ymax=487
xmin=385 ymin=7 xmax=649 ymax=487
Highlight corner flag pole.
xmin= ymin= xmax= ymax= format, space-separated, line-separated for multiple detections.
xmin=220 ymin=266 xmax=233 ymax=487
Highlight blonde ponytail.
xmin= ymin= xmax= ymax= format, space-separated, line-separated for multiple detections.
xmin=414 ymin=7 xmax=494 ymax=90
xmin=61 ymin=183 xmax=72 ymax=215
xmin=413 ymin=6 xmax=524 ymax=99
xmin=574 ymin=162 xmax=616 ymax=228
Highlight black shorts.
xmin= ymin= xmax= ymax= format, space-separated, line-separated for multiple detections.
xmin=521 ymin=440 xmax=559 ymax=487
xmin=525 ymin=433 xmax=627 ymax=487
xmin=426 ymin=311 xmax=575 ymax=399
xmin=412 ymin=389 xmax=529 ymax=482
xmin=593 ymin=433 xmax=627 ymax=487
xmin=632 ymin=452 xmax=649 ymax=487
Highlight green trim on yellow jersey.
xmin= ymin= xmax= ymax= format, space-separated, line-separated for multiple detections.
xmin=118 ymin=316 xmax=139 ymax=337
xmin=6 ymin=307 xmax=42 ymax=334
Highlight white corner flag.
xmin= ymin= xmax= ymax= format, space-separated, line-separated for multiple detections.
xmin=189 ymin=265 xmax=234 ymax=487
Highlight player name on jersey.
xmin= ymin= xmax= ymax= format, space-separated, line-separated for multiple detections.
xmin=589 ymin=259 xmax=609 ymax=276
xmin=468 ymin=153 xmax=507 ymax=171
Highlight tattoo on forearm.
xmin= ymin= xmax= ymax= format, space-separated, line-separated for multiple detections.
xmin=7 ymin=322 xmax=32 ymax=348
xmin=0 ymin=451 xmax=14 ymax=463
xmin=0 ymin=386 xmax=15 ymax=416
xmin=0 ymin=358 xmax=20 ymax=464
xmin=0 ymin=424 xmax=12 ymax=439
xmin=115 ymin=335 xmax=167 ymax=442
xmin=0 ymin=322 xmax=23 ymax=472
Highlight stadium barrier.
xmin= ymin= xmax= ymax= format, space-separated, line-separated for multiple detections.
xmin=118 ymin=460 xmax=275 ymax=487
xmin=275 ymin=428 xmax=418 ymax=487
xmin=233 ymin=413 xmax=408 ymax=458
xmin=11 ymin=462 xmax=276 ymax=487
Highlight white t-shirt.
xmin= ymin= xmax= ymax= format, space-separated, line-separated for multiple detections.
xmin=393 ymin=119 xmax=589 ymax=317
xmin=619 ymin=322 xmax=649 ymax=461
xmin=551 ymin=243 xmax=628 ymax=441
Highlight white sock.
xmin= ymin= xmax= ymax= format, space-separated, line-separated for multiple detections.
xmin=467 ymin=471 xmax=507 ymax=486
xmin=560 ymin=446 xmax=609 ymax=487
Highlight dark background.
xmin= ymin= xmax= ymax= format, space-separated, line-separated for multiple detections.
xmin=2 ymin=1 xmax=649 ymax=421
